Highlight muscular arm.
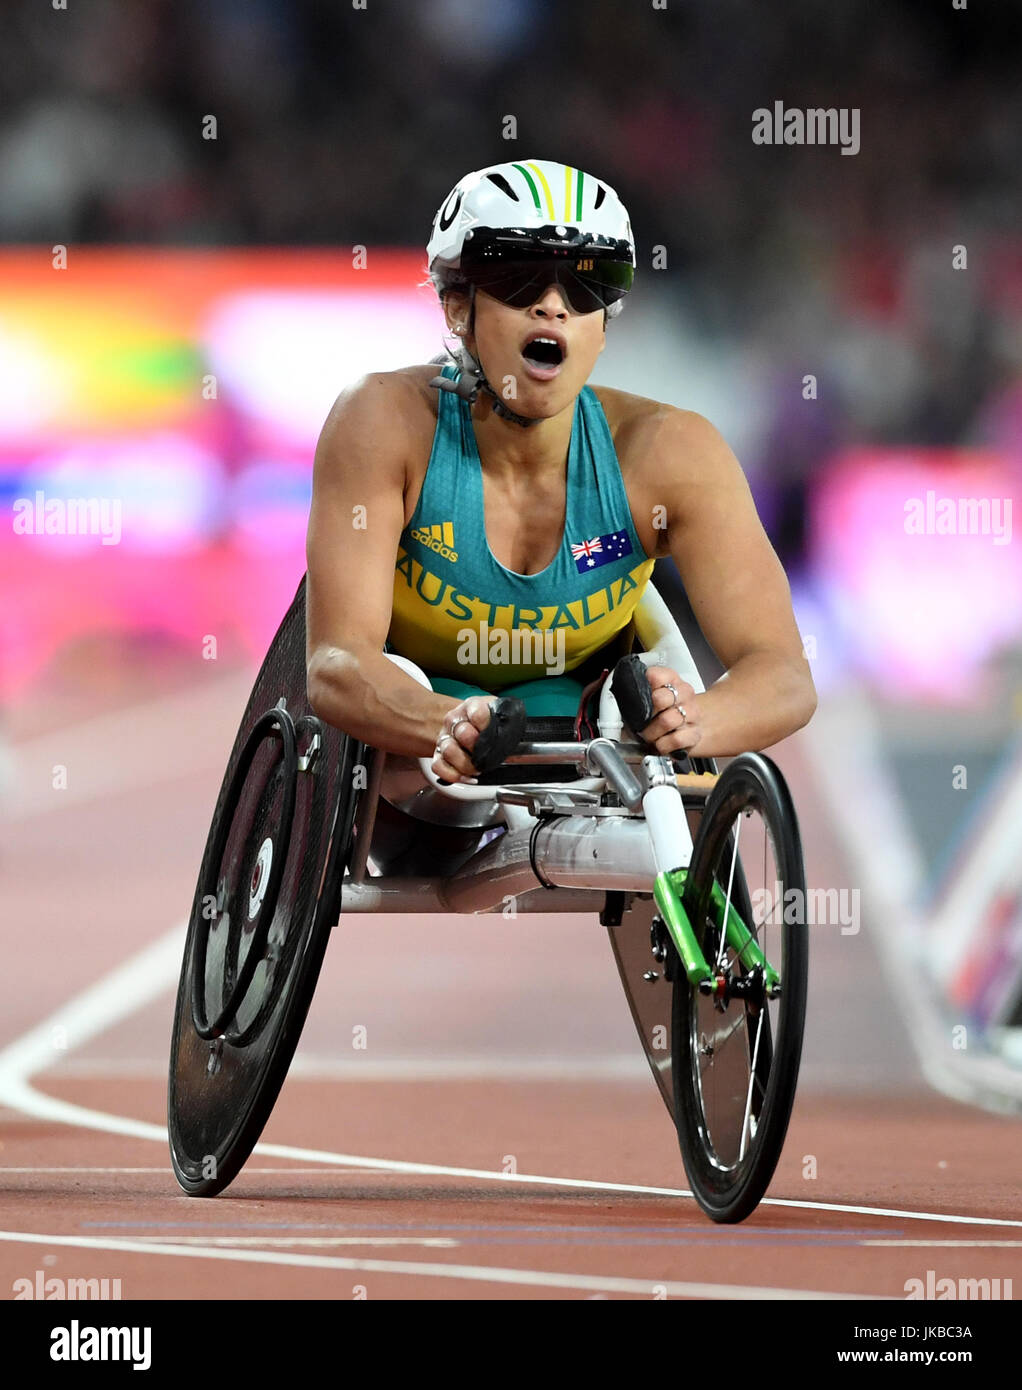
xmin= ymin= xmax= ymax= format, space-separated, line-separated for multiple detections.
xmin=305 ymin=373 xmax=461 ymax=756
xmin=652 ymin=409 xmax=816 ymax=756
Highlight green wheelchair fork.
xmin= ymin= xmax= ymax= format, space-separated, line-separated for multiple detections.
xmin=653 ymin=868 xmax=781 ymax=990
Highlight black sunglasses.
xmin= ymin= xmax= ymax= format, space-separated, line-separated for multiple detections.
xmin=460 ymin=227 xmax=634 ymax=314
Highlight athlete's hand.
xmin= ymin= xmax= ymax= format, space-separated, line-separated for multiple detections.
xmin=639 ymin=665 xmax=701 ymax=756
xmin=430 ymin=696 xmax=493 ymax=783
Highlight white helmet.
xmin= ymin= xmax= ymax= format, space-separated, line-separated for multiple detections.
xmin=426 ymin=158 xmax=635 ymax=313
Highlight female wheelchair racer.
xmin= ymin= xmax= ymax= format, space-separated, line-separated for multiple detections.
xmin=168 ymin=159 xmax=817 ymax=1223
xmin=305 ymin=157 xmax=815 ymax=780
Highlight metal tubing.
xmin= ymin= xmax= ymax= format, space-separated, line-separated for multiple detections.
xmin=504 ymin=740 xmax=647 ymax=764
xmin=347 ymin=746 xmax=385 ymax=885
xmin=585 ymin=739 xmax=646 ymax=811
xmin=338 ymin=881 xmax=608 ymax=917
xmin=337 ymin=812 xmax=657 ymax=916
xmin=643 ymin=783 xmax=694 ymax=875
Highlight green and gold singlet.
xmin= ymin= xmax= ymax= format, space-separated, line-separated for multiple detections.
xmin=387 ymin=364 xmax=655 ymax=714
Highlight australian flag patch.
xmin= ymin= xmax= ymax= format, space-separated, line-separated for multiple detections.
xmin=570 ymin=529 xmax=633 ymax=574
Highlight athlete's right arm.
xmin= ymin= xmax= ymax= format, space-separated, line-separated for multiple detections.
xmin=305 ymin=373 xmax=462 ymax=758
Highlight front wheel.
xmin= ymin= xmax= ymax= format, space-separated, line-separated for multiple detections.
xmin=671 ymin=753 xmax=808 ymax=1223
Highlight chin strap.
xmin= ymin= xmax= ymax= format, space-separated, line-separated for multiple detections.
xmin=428 ymin=280 xmax=543 ymax=428
xmin=428 ymin=348 xmax=542 ymax=429
xmin=479 ymin=372 xmax=544 ymax=428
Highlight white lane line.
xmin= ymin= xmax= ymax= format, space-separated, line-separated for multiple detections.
xmin=127 ymin=1235 xmax=460 ymax=1249
xmin=0 ymin=924 xmax=185 ymax=1079
xmin=2 ymin=923 xmax=1020 ymax=1235
xmin=0 ymin=1231 xmax=879 ymax=1299
xmin=745 ymin=1200 xmax=1022 ymax=1228
xmin=862 ymin=1240 xmax=1022 ymax=1249
xmin=9 ymin=1061 xmax=1022 ymax=1228
xmin=0 ymin=1167 xmax=399 ymax=1175
xmin=48 ymin=1056 xmax=648 ymax=1081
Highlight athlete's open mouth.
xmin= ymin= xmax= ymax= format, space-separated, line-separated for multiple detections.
xmin=520 ymin=333 xmax=566 ymax=383
xmin=522 ymin=337 xmax=564 ymax=367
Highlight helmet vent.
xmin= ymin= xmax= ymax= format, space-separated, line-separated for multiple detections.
xmin=486 ymin=172 xmax=519 ymax=201
xmin=593 ymin=184 xmax=607 ymax=209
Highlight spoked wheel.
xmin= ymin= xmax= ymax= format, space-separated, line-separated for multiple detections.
xmin=168 ymin=576 xmax=366 ymax=1196
xmin=671 ymin=753 xmax=808 ymax=1223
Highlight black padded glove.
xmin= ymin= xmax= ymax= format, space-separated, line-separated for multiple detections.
xmin=610 ymin=654 xmax=656 ymax=739
xmin=468 ymin=696 xmax=528 ymax=773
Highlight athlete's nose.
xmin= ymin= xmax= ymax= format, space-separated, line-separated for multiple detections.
xmin=530 ymin=283 xmax=569 ymax=318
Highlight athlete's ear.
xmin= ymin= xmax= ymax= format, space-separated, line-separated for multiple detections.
xmin=443 ymin=289 xmax=472 ymax=338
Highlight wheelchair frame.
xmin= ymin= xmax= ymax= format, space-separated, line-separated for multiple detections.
xmin=169 ymin=572 xmax=805 ymax=1222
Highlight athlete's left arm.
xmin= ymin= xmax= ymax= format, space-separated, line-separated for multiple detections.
xmin=643 ymin=408 xmax=817 ymax=758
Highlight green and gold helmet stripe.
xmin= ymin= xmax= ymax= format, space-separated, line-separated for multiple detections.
xmin=522 ymin=161 xmax=556 ymax=220
xmin=512 ymin=163 xmax=586 ymax=224
xmin=511 ymin=163 xmax=542 ymax=212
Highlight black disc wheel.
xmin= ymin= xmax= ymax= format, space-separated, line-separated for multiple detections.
xmin=168 ymin=576 xmax=365 ymax=1196
xmin=671 ymin=753 xmax=808 ymax=1223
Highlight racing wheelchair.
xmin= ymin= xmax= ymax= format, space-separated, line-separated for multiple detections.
xmin=168 ymin=575 xmax=807 ymax=1224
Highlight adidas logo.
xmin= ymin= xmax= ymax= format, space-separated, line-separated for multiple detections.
xmin=411 ymin=521 xmax=458 ymax=562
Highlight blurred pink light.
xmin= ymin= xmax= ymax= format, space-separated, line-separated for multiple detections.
xmin=811 ymin=449 xmax=1021 ymax=702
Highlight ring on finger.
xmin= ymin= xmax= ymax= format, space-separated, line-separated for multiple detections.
xmin=448 ymin=717 xmax=472 ymax=741
xmin=435 ymin=733 xmax=456 ymax=757
xmin=663 ymin=682 xmax=681 ymax=709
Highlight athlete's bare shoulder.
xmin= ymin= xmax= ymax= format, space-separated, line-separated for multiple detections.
xmin=589 ymin=383 xmax=665 ymax=442
xmin=311 ymin=366 xmax=433 ymax=498
xmin=324 ymin=364 xmax=439 ymax=427
xmin=382 ymin=362 xmax=447 ymax=407
xmin=317 ymin=365 xmax=440 ymax=464
xmin=590 ymin=384 xmax=731 ymax=481
xmin=590 ymin=385 xmax=684 ymax=478
xmin=588 ymin=385 xmax=739 ymax=558
xmin=313 ymin=366 xmax=447 ymax=530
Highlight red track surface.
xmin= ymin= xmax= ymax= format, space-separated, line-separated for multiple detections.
xmin=2 ymin=668 xmax=1020 ymax=1300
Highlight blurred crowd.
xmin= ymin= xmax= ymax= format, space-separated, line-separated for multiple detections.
xmin=1 ymin=0 xmax=1019 ymax=563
